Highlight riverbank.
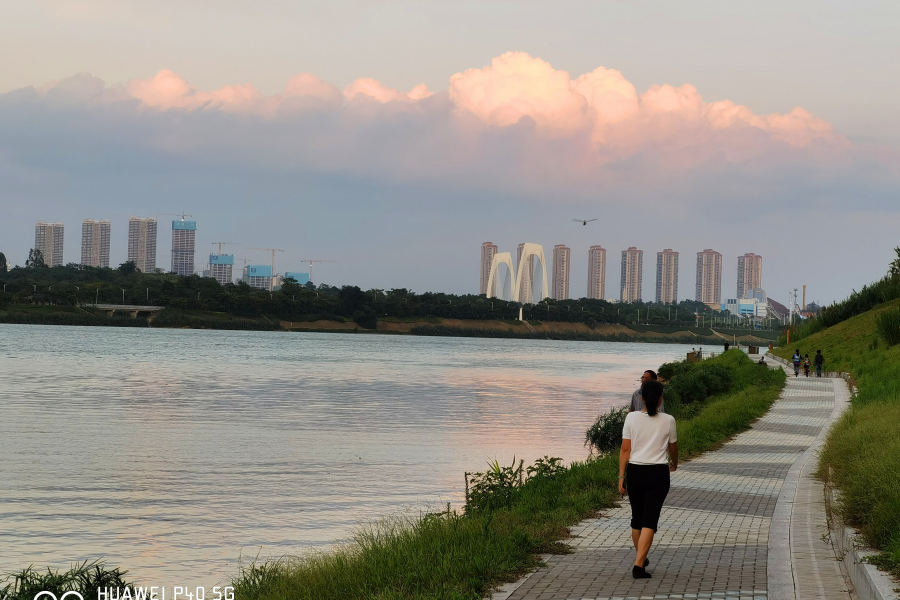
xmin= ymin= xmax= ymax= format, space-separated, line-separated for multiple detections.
xmin=0 ymin=304 xmax=778 ymax=345
xmin=228 ymin=351 xmax=785 ymax=599
xmin=773 ymin=297 xmax=900 ymax=579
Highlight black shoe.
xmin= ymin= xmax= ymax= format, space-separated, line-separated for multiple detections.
xmin=644 ymin=557 xmax=650 ymax=568
xmin=632 ymin=565 xmax=651 ymax=579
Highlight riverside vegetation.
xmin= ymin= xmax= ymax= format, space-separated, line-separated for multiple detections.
xmin=774 ymin=296 xmax=900 ymax=579
xmin=0 ymin=352 xmax=784 ymax=599
xmin=0 ymin=255 xmax=775 ymax=339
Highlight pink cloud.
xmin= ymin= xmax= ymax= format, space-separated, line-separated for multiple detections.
xmin=31 ymin=53 xmax=847 ymax=174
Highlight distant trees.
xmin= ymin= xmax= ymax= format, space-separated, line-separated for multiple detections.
xmin=0 ymin=252 xmax=7 ymax=273
xmin=25 ymin=249 xmax=46 ymax=269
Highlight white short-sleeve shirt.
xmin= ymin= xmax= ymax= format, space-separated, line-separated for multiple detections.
xmin=622 ymin=411 xmax=677 ymax=465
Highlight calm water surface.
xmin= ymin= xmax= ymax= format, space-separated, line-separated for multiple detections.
xmin=0 ymin=325 xmax=695 ymax=584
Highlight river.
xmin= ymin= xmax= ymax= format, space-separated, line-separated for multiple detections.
xmin=0 ymin=325 xmax=697 ymax=585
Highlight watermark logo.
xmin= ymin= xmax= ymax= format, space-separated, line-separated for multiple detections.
xmin=34 ymin=593 xmax=84 ymax=600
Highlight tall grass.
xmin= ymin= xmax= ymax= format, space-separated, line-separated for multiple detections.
xmin=0 ymin=561 xmax=135 ymax=600
xmin=773 ymin=298 xmax=900 ymax=577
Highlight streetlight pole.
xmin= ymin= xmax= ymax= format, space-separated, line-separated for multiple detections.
xmin=122 ymin=289 xmax=125 ymax=304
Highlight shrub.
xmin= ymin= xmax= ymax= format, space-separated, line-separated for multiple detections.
xmin=667 ymin=363 xmax=734 ymax=404
xmin=875 ymin=307 xmax=900 ymax=346
xmin=584 ymin=407 xmax=629 ymax=455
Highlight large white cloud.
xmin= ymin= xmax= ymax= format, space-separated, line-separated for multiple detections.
xmin=2 ymin=51 xmax=892 ymax=198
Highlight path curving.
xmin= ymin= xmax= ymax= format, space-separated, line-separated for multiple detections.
xmin=494 ymin=370 xmax=853 ymax=600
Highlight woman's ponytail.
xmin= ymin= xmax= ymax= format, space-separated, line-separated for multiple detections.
xmin=641 ymin=381 xmax=664 ymax=416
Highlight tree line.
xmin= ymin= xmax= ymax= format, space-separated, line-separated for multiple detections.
xmin=0 ymin=251 xmax=749 ymax=329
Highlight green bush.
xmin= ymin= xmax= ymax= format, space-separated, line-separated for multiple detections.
xmin=666 ymin=363 xmax=734 ymax=405
xmin=875 ymin=307 xmax=900 ymax=346
xmin=584 ymin=407 xmax=629 ymax=455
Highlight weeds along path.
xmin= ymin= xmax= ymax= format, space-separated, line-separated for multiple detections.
xmin=496 ymin=370 xmax=852 ymax=600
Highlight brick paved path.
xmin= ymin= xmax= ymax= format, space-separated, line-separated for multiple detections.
xmin=496 ymin=373 xmax=854 ymax=600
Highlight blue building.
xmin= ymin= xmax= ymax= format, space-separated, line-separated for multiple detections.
xmin=208 ymin=254 xmax=234 ymax=285
xmin=243 ymin=264 xmax=273 ymax=290
xmin=284 ymin=272 xmax=311 ymax=285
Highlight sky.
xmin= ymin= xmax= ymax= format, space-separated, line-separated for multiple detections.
xmin=1 ymin=0 xmax=899 ymax=305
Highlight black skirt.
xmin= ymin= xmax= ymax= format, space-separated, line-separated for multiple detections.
xmin=626 ymin=463 xmax=670 ymax=532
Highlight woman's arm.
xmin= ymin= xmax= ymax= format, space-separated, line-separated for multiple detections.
xmin=618 ymin=439 xmax=631 ymax=494
xmin=668 ymin=441 xmax=678 ymax=472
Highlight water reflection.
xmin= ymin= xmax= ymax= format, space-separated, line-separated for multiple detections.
xmin=0 ymin=325 xmax=693 ymax=584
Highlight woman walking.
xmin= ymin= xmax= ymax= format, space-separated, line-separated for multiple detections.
xmin=618 ymin=380 xmax=677 ymax=579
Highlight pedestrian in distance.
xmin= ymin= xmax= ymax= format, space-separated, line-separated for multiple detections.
xmin=630 ymin=370 xmax=665 ymax=414
xmin=814 ymin=350 xmax=824 ymax=377
xmin=803 ymin=354 xmax=811 ymax=377
xmin=619 ymin=380 xmax=677 ymax=580
xmin=792 ymin=349 xmax=802 ymax=377
xmin=724 ymin=341 xmax=730 ymax=352
xmin=698 ymin=347 xmax=703 ymax=360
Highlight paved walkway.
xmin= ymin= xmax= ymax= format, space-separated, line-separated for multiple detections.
xmin=496 ymin=372 xmax=854 ymax=600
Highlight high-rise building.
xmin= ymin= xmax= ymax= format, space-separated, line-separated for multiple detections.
xmin=655 ymin=249 xmax=679 ymax=304
xmin=34 ymin=221 xmax=64 ymax=267
xmin=517 ymin=243 xmax=535 ymax=303
xmin=284 ymin=272 xmax=311 ymax=285
xmin=587 ymin=246 xmax=606 ymax=300
xmin=171 ymin=219 xmax=197 ymax=276
xmin=128 ymin=217 xmax=158 ymax=273
xmin=243 ymin=265 xmax=272 ymax=290
xmin=620 ymin=247 xmax=643 ymax=302
xmin=695 ymin=249 xmax=723 ymax=304
xmin=552 ymin=245 xmax=571 ymax=300
xmin=737 ymin=253 xmax=763 ymax=299
xmin=81 ymin=219 xmax=111 ymax=267
xmin=480 ymin=242 xmax=498 ymax=296
xmin=208 ymin=254 xmax=234 ymax=286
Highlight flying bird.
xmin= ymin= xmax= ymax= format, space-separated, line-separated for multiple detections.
xmin=573 ymin=218 xmax=598 ymax=226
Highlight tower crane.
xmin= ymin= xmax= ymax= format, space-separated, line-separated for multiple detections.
xmin=247 ymin=247 xmax=284 ymax=292
xmin=211 ymin=242 xmax=239 ymax=255
xmin=161 ymin=213 xmax=193 ymax=221
xmin=297 ymin=259 xmax=336 ymax=285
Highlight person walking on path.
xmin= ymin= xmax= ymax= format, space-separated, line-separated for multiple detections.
xmin=619 ymin=380 xmax=677 ymax=580
xmin=629 ymin=370 xmax=665 ymax=414
xmin=803 ymin=354 xmax=811 ymax=377
xmin=814 ymin=350 xmax=824 ymax=377
xmin=792 ymin=349 xmax=802 ymax=377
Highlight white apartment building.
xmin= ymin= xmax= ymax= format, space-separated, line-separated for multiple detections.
xmin=128 ymin=217 xmax=158 ymax=273
xmin=34 ymin=221 xmax=64 ymax=267
xmin=620 ymin=247 xmax=643 ymax=302
xmin=587 ymin=246 xmax=606 ymax=300
xmin=81 ymin=219 xmax=111 ymax=267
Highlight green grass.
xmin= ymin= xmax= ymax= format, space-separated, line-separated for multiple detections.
xmin=0 ymin=561 xmax=135 ymax=600
xmin=773 ymin=298 xmax=900 ymax=578
xmin=229 ymin=351 xmax=785 ymax=600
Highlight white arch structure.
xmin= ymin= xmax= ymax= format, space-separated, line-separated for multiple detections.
xmin=486 ymin=243 xmax=549 ymax=303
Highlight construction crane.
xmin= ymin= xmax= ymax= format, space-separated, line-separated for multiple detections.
xmin=211 ymin=242 xmax=239 ymax=255
xmin=298 ymin=259 xmax=335 ymax=285
xmin=161 ymin=213 xmax=193 ymax=221
xmin=247 ymin=247 xmax=284 ymax=291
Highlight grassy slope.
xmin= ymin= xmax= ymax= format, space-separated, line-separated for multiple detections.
xmin=773 ymin=298 xmax=900 ymax=576
xmin=231 ymin=353 xmax=784 ymax=600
